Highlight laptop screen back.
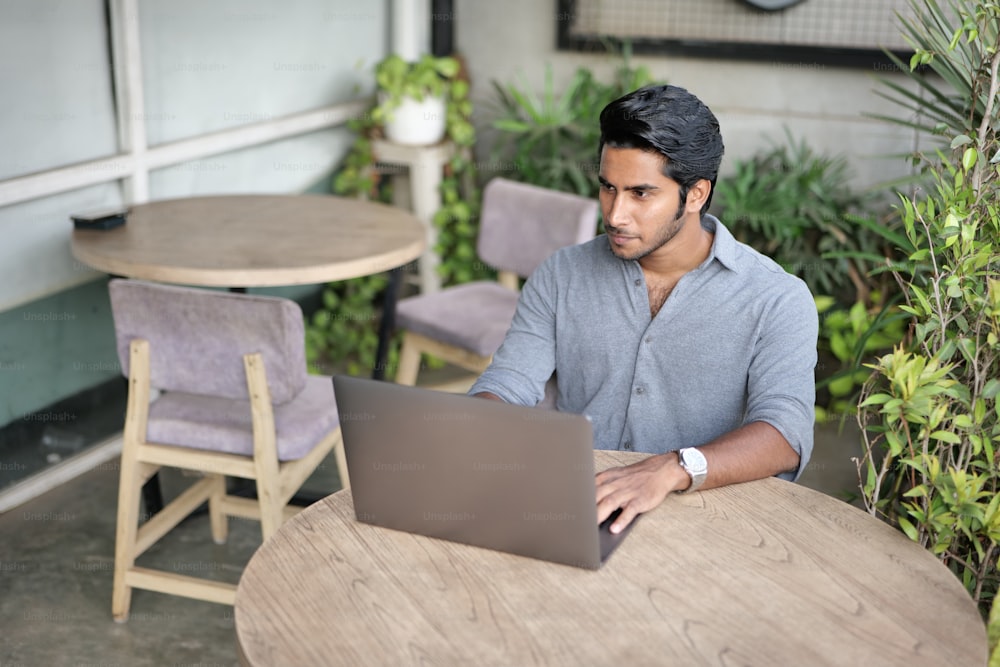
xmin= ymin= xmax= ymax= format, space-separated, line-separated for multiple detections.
xmin=333 ymin=376 xmax=605 ymax=569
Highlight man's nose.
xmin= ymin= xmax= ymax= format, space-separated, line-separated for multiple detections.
xmin=605 ymin=194 xmax=628 ymax=227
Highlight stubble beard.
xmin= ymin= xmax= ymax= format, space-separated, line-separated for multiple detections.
xmin=607 ymin=204 xmax=687 ymax=262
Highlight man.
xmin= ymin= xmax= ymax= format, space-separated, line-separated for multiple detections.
xmin=470 ymin=84 xmax=817 ymax=535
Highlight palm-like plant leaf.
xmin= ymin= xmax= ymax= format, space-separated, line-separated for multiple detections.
xmin=873 ymin=0 xmax=998 ymax=144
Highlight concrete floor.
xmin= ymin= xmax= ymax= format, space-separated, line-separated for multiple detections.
xmin=0 ymin=389 xmax=866 ymax=667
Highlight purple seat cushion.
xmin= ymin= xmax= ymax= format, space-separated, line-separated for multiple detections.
xmin=395 ymin=282 xmax=520 ymax=358
xmin=146 ymin=375 xmax=338 ymax=462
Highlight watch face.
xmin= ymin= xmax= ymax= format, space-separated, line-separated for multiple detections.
xmin=681 ymin=448 xmax=707 ymax=474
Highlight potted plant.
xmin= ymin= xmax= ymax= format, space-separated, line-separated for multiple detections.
xmin=373 ymin=53 xmax=463 ymax=146
xmin=308 ymin=53 xmax=479 ymax=378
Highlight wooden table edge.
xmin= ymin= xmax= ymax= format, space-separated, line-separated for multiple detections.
xmin=70 ymin=236 xmax=426 ymax=287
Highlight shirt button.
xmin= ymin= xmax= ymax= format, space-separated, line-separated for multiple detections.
xmin=634 ymin=279 xmax=641 ymax=286
xmin=623 ymin=441 xmax=632 ymax=450
xmin=635 ymin=387 xmax=644 ymax=395
xmin=645 ymin=337 xmax=652 ymax=344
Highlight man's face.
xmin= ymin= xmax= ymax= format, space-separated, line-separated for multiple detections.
xmin=598 ymin=146 xmax=689 ymax=262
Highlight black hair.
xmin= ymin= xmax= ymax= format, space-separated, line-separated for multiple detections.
xmin=599 ymin=84 xmax=725 ymax=215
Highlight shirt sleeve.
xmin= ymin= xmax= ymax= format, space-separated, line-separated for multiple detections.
xmin=744 ymin=277 xmax=818 ymax=481
xmin=468 ymin=256 xmax=559 ymax=406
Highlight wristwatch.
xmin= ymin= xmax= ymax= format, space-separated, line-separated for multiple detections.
xmin=677 ymin=447 xmax=708 ymax=493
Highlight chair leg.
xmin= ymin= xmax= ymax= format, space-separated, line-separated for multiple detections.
xmin=111 ymin=441 xmax=143 ymax=622
xmin=254 ymin=473 xmax=285 ymax=541
xmin=395 ymin=334 xmax=422 ymax=386
xmin=208 ymin=474 xmax=228 ymax=545
xmin=332 ymin=430 xmax=350 ymax=491
xmin=244 ymin=352 xmax=285 ymax=541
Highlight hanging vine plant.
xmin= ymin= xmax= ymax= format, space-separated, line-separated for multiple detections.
xmin=306 ymin=53 xmax=487 ymax=378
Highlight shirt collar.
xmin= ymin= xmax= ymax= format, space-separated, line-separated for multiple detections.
xmin=700 ymin=214 xmax=740 ymax=273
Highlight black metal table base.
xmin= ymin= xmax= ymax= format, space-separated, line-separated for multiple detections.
xmin=372 ymin=266 xmax=404 ymax=381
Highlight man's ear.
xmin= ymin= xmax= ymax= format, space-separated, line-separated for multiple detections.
xmin=685 ymin=179 xmax=711 ymax=214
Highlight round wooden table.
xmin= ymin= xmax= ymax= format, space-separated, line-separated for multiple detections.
xmin=72 ymin=194 xmax=427 ymax=510
xmin=71 ymin=194 xmax=426 ymax=287
xmin=234 ymin=451 xmax=987 ymax=666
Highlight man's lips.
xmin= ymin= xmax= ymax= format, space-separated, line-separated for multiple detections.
xmin=607 ymin=231 xmax=636 ymax=244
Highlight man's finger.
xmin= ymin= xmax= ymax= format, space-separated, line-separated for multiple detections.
xmin=595 ymin=475 xmax=621 ymax=505
xmin=610 ymin=503 xmax=639 ymax=534
xmin=596 ymin=490 xmax=624 ymax=524
xmin=594 ymin=465 xmax=628 ymax=485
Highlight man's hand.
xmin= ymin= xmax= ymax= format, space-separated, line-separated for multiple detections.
xmin=595 ymin=452 xmax=690 ymax=534
xmin=594 ymin=423 xmax=801 ymax=534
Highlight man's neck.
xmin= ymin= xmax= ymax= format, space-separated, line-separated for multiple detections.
xmin=639 ymin=215 xmax=714 ymax=281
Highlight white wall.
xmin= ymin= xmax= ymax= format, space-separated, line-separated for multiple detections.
xmin=0 ymin=0 xmax=389 ymax=313
xmin=455 ymin=0 xmax=919 ymax=193
xmin=0 ymin=0 xmax=389 ymax=427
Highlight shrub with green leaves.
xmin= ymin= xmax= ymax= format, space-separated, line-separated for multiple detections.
xmin=305 ymin=272 xmax=393 ymax=377
xmin=856 ymin=0 xmax=1000 ymax=616
xmin=815 ymin=294 xmax=907 ymax=421
xmin=714 ymin=133 xmax=896 ymax=308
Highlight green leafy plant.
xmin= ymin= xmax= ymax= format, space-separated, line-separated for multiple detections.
xmin=855 ymin=0 xmax=1000 ymax=617
xmin=372 ymin=54 xmax=474 ymax=146
xmin=489 ymin=44 xmax=652 ymax=197
xmin=305 ymin=273 xmax=393 ymax=376
xmin=815 ymin=294 xmax=908 ymax=421
xmin=714 ymin=135 xmax=909 ymax=417
xmin=714 ymin=133 xmax=899 ymax=307
xmin=374 ymin=54 xmax=457 ymax=109
xmin=870 ymin=0 xmax=999 ymax=151
xmin=334 ymin=54 xmax=474 ymax=201
xmin=433 ymin=155 xmax=492 ymax=286
xmin=308 ymin=53 xmax=480 ymax=378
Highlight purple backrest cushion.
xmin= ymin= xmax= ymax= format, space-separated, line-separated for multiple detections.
xmin=108 ymin=279 xmax=307 ymax=404
xmin=476 ymin=178 xmax=599 ymax=278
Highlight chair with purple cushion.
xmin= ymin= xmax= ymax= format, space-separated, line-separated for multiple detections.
xmin=107 ymin=279 xmax=347 ymax=621
xmin=394 ymin=178 xmax=598 ymax=387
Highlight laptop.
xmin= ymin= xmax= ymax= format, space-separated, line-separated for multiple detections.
xmin=331 ymin=375 xmax=637 ymax=569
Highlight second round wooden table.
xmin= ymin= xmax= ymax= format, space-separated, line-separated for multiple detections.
xmin=70 ymin=194 xmax=426 ymax=287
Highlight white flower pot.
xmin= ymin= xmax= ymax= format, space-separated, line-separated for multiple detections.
xmin=383 ymin=94 xmax=447 ymax=146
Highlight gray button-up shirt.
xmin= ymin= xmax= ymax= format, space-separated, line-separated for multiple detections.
xmin=469 ymin=215 xmax=817 ymax=480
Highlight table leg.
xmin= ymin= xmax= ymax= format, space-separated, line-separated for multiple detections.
xmin=373 ymin=267 xmax=404 ymax=381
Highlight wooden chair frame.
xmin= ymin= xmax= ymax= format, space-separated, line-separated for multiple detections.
xmin=111 ymin=338 xmax=348 ymax=621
